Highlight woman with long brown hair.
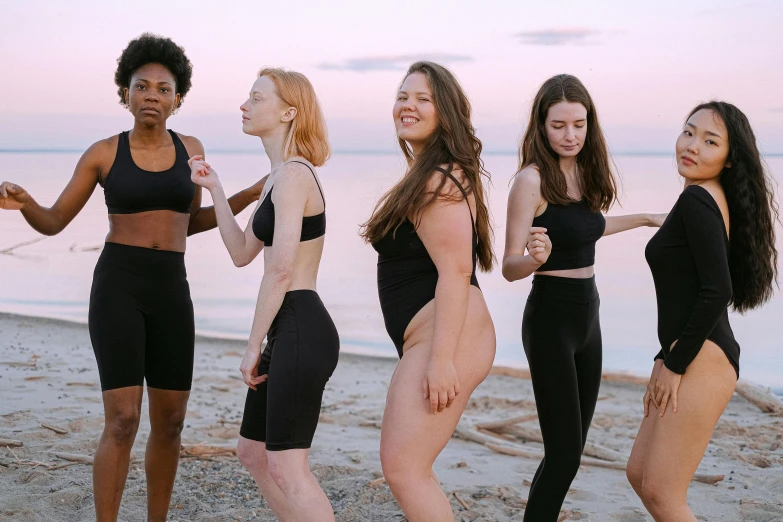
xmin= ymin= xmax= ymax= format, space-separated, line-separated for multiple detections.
xmin=502 ymin=74 xmax=665 ymax=521
xmin=189 ymin=67 xmax=338 ymax=521
xmin=627 ymin=101 xmax=778 ymax=521
xmin=360 ymin=61 xmax=496 ymax=521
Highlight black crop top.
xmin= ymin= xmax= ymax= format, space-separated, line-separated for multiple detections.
xmin=646 ymin=184 xmax=739 ymax=377
xmin=531 ymin=199 xmax=606 ymax=271
xmin=104 ymin=130 xmax=195 ymax=214
xmin=252 ymin=160 xmax=326 ymax=246
xmin=372 ymin=165 xmax=480 ymax=357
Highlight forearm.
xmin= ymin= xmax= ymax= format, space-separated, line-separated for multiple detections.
xmin=247 ymin=267 xmax=291 ymax=349
xmin=502 ymin=254 xmax=542 ymax=281
xmin=603 ymin=214 xmax=651 ymax=236
xmin=20 ymin=197 xmax=67 ymax=236
xmin=206 ymin=185 xmax=254 ymax=265
xmin=188 ymin=188 xmax=257 ymax=235
xmin=430 ymin=273 xmax=471 ymax=360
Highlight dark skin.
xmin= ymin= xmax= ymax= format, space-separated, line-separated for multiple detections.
xmin=0 ymin=63 xmax=267 ymax=522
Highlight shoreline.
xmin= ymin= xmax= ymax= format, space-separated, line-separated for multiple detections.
xmin=1 ymin=309 xmax=781 ymax=397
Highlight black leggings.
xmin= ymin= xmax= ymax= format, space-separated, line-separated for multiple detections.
xmin=240 ymin=290 xmax=340 ymax=451
xmin=521 ymin=275 xmax=602 ymax=522
xmin=89 ymin=242 xmax=195 ymax=391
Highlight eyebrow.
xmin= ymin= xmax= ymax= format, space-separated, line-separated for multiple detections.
xmin=686 ymin=122 xmax=722 ymax=139
xmin=550 ymin=119 xmax=586 ymax=123
xmin=135 ymin=79 xmax=173 ymax=86
xmin=398 ymin=90 xmax=431 ymax=96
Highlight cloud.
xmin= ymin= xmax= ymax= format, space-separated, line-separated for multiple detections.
xmin=317 ymin=54 xmax=473 ymax=72
xmin=514 ymin=28 xmax=601 ymax=46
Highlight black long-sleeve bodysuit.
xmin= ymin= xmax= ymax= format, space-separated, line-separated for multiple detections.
xmin=645 ymin=184 xmax=740 ymax=378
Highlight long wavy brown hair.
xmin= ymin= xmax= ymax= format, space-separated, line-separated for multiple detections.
xmin=518 ymin=74 xmax=617 ymax=212
xmin=360 ymin=61 xmax=494 ymax=271
xmin=686 ymin=102 xmax=778 ymax=312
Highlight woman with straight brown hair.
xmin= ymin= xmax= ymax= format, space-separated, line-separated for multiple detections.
xmin=361 ymin=61 xmax=496 ymax=521
xmin=189 ymin=67 xmax=338 ymax=521
xmin=502 ymin=74 xmax=665 ymax=521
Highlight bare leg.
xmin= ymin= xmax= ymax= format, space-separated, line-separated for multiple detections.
xmin=267 ymin=448 xmax=334 ymax=522
xmin=93 ymin=386 xmax=143 ymax=522
xmin=145 ymin=388 xmax=189 ymax=522
xmin=236 ymin=436 xmax=294 ymax=521
xmin=636 ymin=342 xmax=736 ymax=521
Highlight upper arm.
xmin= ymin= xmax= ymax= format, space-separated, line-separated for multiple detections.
xmin=680 ymin=190 xmax=732 ymax=299
xmin=179 ymin=134 xmax=205 ymax=216
xmin=504 ymin=167 xmax=543 ymax=259
xmin=266 ymin=164 xmax=311 ymax=272
xmin=416 ymin=172 xmax=475 ymax=279
xmin=49 ymin=139 xmax=107 ymax=223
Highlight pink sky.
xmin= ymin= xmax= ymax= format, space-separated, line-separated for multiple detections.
xmin=1 ymin=0 xmax=781 ymax=152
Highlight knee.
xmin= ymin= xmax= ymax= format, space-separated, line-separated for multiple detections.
xmin=380 ymin=447 xmax=419 ymax=494
xmin=152 ymin=412 xmax=186 ymax=440
xmin=236 ymin=438 xmax=268 ymax=474
xmin=106 ymin=410 xmax=140 ymax=444
xmin=640 ymin=479 xmax=674 ymax=514
xmin=267 ymin=456 xmax=296 ymax=494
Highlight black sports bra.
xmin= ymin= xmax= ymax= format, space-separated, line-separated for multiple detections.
xmin=252 ymin=160 xmax=326 ymax=246
xmin=531 ymin=199 xmax=606 ymax=271
xmin=104 ymin=130 xmax=195 ymax=214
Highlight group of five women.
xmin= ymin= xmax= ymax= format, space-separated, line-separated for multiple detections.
xmin=0 ymin=33 xmax=778 ymax=522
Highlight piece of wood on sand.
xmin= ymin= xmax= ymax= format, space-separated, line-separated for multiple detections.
xmin=475 ymin=414 xmax=538 ymax=431
xmin=735 ymin=380 xmax=783 ymax=415
xmin=41 ymin=423 xmax=68 ymax=435
xmin=452 ymin=491 xmax=470 ymax=510
xmin=180 ymin=443 xmax=236 ymax=458
xmin=52 ymin=452 xmax=94 ymax=464
xmin=368 ymin=476 xmax=386 ymax=487
xmin=0 ymin=439 xmax=23 ymax=448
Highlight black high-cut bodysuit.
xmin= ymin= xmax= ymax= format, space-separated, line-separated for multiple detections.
xmin=646 ymin=184 xmax=739 ymax=378
xmin=372 ymin=164 xmax=480 ymax=358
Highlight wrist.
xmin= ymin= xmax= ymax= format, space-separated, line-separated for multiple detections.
xmin=209 ymin=183 xmax=226 ymax=197
xmin=644 ymin=213 xmax=653 ymax=227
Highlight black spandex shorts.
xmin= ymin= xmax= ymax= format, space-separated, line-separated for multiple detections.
xmin=88 ymin=242 xmax=195 ymax=392
xmin=240 ymin=290 xmax=340 ymax=451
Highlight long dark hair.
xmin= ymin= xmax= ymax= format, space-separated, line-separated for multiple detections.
xmin=687 ymin=102 xmax=778 ymax=312
xmin=360 ymin=61 xmax=494 ymax=271
xmin=518 ymin=74 xmax=617 ymax=212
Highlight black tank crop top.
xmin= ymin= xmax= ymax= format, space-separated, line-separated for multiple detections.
xmin=104 ymin=130 xmax=195 ymax=214
xmin=531 ymin=199 xmax=606 ymax=271
xmin=252 ymin=160 xmax=326 ymax=246
xmin=372 ymin=164 xmax=480 ymax=357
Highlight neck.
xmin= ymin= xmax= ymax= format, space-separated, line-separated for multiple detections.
xmin=559 ymin=155 xmax=578 ymax=179
xmin=260 ymin=127 xmax=289 ymax=170
xmin=130 ymin=121 xmax=171 ymax=145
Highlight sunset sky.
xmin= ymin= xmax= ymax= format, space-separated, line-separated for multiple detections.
xmin=2 ymin=0 xmax=781 ymax=153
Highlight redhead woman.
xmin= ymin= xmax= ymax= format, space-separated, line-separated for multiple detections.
xmin=361 ymin=61 xmax=496 ymax=522
xmin=189 ymin=67 xmax=338 ymax=522
xmin=626 ymin=101 xmax=778 ymax=521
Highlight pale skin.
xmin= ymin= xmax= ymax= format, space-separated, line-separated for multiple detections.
xmin=0 ymin=63 xmax=263 ymax=522
xmin=503 ymin=100 xmax=666 ymax=282
xmin=379 ymin=71 xmax=496 ymax=522
xmin=627 ymin=108 xmax=737 ymax=521
xmin=189 ymin=73 xmax=331 ymax=522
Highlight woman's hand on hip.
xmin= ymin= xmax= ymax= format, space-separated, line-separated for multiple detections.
xmin=644 ymin=359 xmax=665 ymax=417
xmin=654 ymin=365 xmax=682 ymax=417
xmin=424 ymin=356 xmax=460 ymax=414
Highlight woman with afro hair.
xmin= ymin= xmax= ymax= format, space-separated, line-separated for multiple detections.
xmin=0 ymin=33 xmax=265 ymax=521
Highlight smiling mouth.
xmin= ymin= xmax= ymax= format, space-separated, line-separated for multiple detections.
xmin=401 ymin=116 xmax=419 ymax=124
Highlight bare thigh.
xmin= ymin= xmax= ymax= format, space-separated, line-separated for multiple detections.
xmin=639 ymin=342 xmax=736 ymax=491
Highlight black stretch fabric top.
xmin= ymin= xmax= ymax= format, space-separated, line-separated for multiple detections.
xmin=645 ymin=184 xmax=739 ymax=377
xmin=104 ymin=130 xmax=195 ymax=214
xmin=531 ymin=199 xmax=606 ymax=271
xmin=252 ymin=161 xmax=326 ymax=246
xmin=372 ymin=164 xmax=480 ymax=357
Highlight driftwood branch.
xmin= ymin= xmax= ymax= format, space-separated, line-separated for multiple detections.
xmin=0 ymin=237 xmax=46 ymax=255
xmin=735 ymin=380 xmax=783 ymax=415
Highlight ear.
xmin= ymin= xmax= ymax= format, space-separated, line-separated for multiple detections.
xmin=174 ymin=92 xmax=182 ymax=109
xmin=725 ymin=161 xmax=732 ymax=169
xmin=123 ymin=87 xmax=129 ymax=106
xmin=281 ymin=107 xmax=297 ymax=123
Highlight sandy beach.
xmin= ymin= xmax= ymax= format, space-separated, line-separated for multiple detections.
xmin=1 ymin=312 xmax=782 ymax=521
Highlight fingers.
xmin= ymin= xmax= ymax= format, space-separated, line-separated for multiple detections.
xmin=187 ymin=154 xmax=203 ymax=167
xmin=446 ymin=388 xmax=456 ymax=409
xmin=672 ymin=389 xmax=678 ymax=413
xmin=529 ymin=226 xmax=547 ymax=234
xmin=643 ymin=390 xmax=650 ymax=417
xmin=658 ymin=391 xmax=670 ymax=417
xmin=429 ymin=388 xmax=439 ymax=414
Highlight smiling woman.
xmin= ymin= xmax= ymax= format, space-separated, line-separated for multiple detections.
xmin=0 ymin=32 xmax=265 ymax=522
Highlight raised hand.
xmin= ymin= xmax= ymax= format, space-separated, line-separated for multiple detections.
xmin=0 ymin=182 xmax=30 ymax=211
xmin=526 ymin=226 xmax=552 ymax=265
xmin=188 ymin=155 xmax=220 ymax=191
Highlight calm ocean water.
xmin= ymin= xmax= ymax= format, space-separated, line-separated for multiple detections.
xmin=2 ymin=152 xmax=781 ymax=389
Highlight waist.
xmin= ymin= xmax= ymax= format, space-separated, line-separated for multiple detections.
xmin=96 ymin=242 xmax=186 ymax=279
xmin=529 ymin=274 xmax=598 ymax=303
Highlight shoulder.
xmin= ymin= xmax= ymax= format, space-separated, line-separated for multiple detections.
xmin=679 ymin=184 xmax=726 ymax=222
xmin=174 ymin=132 xmax=204 ymax=156
xmin=80 ymin=135 xmax=119 ymax=170
xmin=513 ymin=165 xmax=542 ymax=190
xmin=274 ymin=161 xmax=315 ymax=192
xmin=425 ymin=163 xmax=469 ymax=198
